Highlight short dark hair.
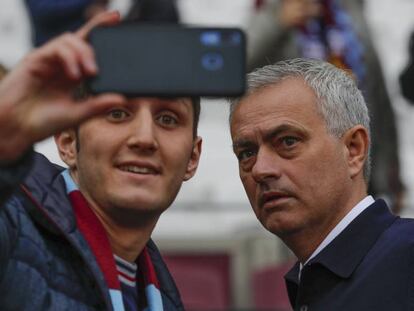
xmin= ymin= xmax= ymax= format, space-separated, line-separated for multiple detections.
xmin=190 ymin=96 xmax=201 ymax=137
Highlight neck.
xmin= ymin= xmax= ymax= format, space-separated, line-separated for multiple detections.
xmin=69 ymin=169 xmax=159 ymax=262
xmin=104 ymin=218 xmax=157 ymax=262
xmin=86 ymin=199 xmax=159 ymax=262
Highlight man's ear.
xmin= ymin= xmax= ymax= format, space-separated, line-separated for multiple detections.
xmin=343 ymin=125 xmax=369 ymax=178
xmin=54 ymin=129 xmax=78 ymax=169
xmin=183 ymin=136 xmax=202 ymax=181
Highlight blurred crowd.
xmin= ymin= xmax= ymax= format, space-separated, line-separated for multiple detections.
xmin=23 ymin=0 xmax=180 ymax=47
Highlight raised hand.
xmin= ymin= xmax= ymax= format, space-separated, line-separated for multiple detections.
xmin=0 ymin=11 xmax=127 ymax=162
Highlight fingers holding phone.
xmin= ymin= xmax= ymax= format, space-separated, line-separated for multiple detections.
xmin=0 ymin=11 xmax=126 ymax=163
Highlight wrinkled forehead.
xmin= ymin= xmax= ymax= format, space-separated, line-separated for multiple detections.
xmin=230 ymin=81 xmax=324 ymax=139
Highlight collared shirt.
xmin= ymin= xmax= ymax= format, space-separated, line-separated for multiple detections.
xmin=299 ymin=195 xmax=375 ymax=277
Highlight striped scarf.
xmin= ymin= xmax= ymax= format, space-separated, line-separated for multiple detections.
xmin=61 ymin=170 xmax=164 ymax=311
xmin=296 ymin=0 xmax=366 ymax=85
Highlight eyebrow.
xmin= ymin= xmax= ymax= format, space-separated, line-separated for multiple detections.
xmin=157 ymin=97 xmax=190 ymax=105
xmin=232 ymin=123 xmax=307 ymax=151
xmin=156 ymin=97 xmax=192 ymax=113
xmin=232 ymin=139 xmax=256 ymax=152
xmin=263 ymin=124 xmax=299 ymax=142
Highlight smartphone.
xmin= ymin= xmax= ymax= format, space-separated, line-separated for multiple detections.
xmin=87 ymin=24 xmax=246 ymax=97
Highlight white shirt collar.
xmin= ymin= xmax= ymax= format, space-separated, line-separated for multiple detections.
xmin=299 ymin=195 xmax=375 ymax=275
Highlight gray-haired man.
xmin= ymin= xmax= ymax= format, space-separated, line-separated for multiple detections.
xmin=229 ymin=58 xmax=414 ymax=311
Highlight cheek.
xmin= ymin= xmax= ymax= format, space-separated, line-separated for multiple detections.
xmin=292 ymin=166 xmax=329 ymax=205
xmin=78 ymin=126 xmax=116 ymax=158
xmin=297 ymin=155 xmax=347 ymax=203
xmin=78 ymin=143 xmax=107 ymax=171
xmin=76 ymin=136 xmax=114 ymax=181
xmin=240 ymin=174 xmax=257 ymax=204
xmin=163 ymin=139 xmax=193 ymax=174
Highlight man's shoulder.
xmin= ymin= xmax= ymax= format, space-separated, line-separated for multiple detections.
xmin=364 ymin=212 xmax=414 ymax=264
xmin=21 ymin=152 xmax=66 ymax=201
xmin=326 ymin=200 xmax=414 ymax=267
xmin=384 ymin=215 xmax=414 ymax=241
xmin=365 ymin=199 xmax=414 ymax=245
xmin=25 ymin=152 xmax=65 ymax=184
xmin=0 ymin=152 xmax=74 ymax=236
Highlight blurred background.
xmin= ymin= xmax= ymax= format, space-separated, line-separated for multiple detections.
xmin=1 ymin=0 xmax=414 ymax=310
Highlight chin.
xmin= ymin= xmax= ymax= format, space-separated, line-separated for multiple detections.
xmin=108 ymin=191 xmax=155 ymax=209
xmin=262 ymin=216 xmax=302 ymax=237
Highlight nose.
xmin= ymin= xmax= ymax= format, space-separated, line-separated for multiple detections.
xmin=126 ymin=108 xmax=158 ymax=153
xmin=251 ymin=146 xmax=282 ymax=184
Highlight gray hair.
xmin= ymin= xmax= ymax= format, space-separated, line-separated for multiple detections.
xmin=229 ymin=58 xmax=371 ymax=181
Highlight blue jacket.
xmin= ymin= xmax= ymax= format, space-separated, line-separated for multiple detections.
xmin=25 ymin=0 xmax=95 ymax=46
xmin=0 ymin=152 xmax=184 ymax=311
xmin=285 ymin=200 xmax=414 ymax=311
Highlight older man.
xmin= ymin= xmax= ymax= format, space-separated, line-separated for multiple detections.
xmin=229 ymin=58 xmax=414 ymax=311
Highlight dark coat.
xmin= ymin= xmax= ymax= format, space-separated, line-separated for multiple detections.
xmin=0 ymin=152 xmax=184 ymax=311
xmin=285 ymin=200 xmax=414 ymax=311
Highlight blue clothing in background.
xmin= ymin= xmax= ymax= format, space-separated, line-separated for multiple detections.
xmin=25 ymin=0 xmax=94 ymax=46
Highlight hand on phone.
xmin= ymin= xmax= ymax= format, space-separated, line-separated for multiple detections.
xmin=0 ymin=11 xmax=127 ymax=162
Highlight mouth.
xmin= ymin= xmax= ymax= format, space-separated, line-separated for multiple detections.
xmin=259 ymin=191 xmax=293 ymax=210
xmin=117 ymin=163 xmax=160 ymax=175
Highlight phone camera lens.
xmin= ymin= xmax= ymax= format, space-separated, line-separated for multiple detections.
xmin=201 ymin=53 xmax=224 ymax=71
xmin=200 ymin=31 xmax=221 ymax=46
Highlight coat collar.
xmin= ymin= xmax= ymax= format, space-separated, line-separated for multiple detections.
xmin=22 ymin=152 xmax=76 ymax=233
xmin=284 ymin=200 xmax=397 ymax=304
xmin=22 ymin=153 xmax=115 ymax=310
xmin=147 ymin=240 xmax=185 ymax=310
xmin=309 ymin=199 xmax=397 ymax=278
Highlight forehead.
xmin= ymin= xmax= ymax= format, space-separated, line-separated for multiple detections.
xmin=231 ymin=78 xmax=326 ymax=139
xmin=127 ymin=97 xmax=193 ymax=113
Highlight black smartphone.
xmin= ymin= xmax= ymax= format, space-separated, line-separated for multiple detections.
xmin=87 ymin=23 xmax=246 ymax=97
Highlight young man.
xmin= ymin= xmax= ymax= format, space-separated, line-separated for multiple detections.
xmin=0 ymin=12 xmax=201 ymax=311
xmin=229 ymin=58 xmax=414 ymax=310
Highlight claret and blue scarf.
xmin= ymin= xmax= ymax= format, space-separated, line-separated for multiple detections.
xmin=296 ymin=0 xmax=366 ymax=84
xmin=62 ymin=170 xmax=164 ymax=311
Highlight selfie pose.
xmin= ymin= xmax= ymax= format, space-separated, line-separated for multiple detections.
xmin=0 ymin=11 xmax=202 ymax=311
xmin=229 ymin=58 xmax=414 ymax=311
